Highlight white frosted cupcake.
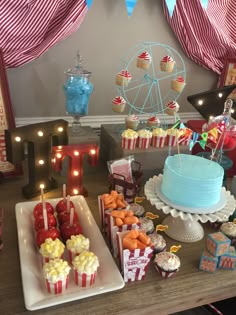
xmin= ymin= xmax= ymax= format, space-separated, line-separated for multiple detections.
xmin=136 ymin=51 xmax=152 ymax=70
xmin=72 ymin=251 xmax=99 ymax=287
xmin=139 ymin=217 xmax=155 ymax=234
xmin=39 ymin=238 xmax=65 ymax=264
xmin=121 ymin=129 xmax=138 ymax=150
xmin=66 ymin=234 xmax=90 ymax=264
xmin=125 ymin=114 xmax=140 ymax=130
xmin=112 ymin=96 xmax=126 ymax=113
xmin=149 ymin=233 xmax=166 ymax=254
xmin=220 ymin=222 xmax=236 ymax=246
xmin=171 ymin=76 xmax=186 ymax=92
xmin=116 ymin=70 xmax=132 ymax=86
xmin=165 ymin=101 xmax=180 ymax=116
xmin=147 ymin=116 xmax=160 ymax=128
xmin=154 ymin=251 xmax=180 ymax=278
xmin=160 ymin=55 xmax=175 ymax=72
xmin=43 ymin=258 xmax=71 ymax=294
xmin=137 ymin=129 xmax=152 ymax=149
xmin=152 ymin=128 xmax=167 ymax=148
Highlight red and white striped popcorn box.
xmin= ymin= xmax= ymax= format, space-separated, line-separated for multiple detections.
xmin=117 ymin=231 xmax=153 ymax=282
xmin=154 ymin=265 xmax=178 ymax=279
xmin=74 ymin=270 xmax=97 ymax=287
xmin=121 ymin=136 xmax=137 ymax=150
xmin=165 ymin=135 xmax=177 ymax=146
xmin=41 ymin=253 xmax=64 ymax=265
xmin=178 ymin=137 xmax=190 ymax=146
xmin=98 ymin=195 xmax=107 ymax=231
xmin=152 ymin=135 xmax=166 ymax=148
xmin=67 ymin=250 xmax=80 ymax=265
xmin=136 ymin=137 xmax=152 ymax=149
xmin=108 ymin=214 xmax=140 ymax=258
xmin=45 ymin=276 xmax=69 ymax=294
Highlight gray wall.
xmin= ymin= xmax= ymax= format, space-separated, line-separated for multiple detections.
xmin=6 ymin=0 xmax=218 ymax=119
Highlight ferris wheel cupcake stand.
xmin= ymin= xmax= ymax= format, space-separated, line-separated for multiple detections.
xmin=144 ymin=174 xmax=236 ymax=243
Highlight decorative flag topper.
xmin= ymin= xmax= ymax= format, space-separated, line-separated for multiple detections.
xmin=86 ymin=0 xmax=93 ymax=9
xmin=125 ymin=0 xmax=137 ymax=17
xmin=165 ymin=0 xmax=208 ymax=17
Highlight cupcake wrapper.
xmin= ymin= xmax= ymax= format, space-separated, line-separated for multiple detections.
xmin=171 ymin=80 xmax=185 ymax=92
xmin=160 ymin=62 xmax=174 ymax=72
xmin=74 ymin=270 xmax=97 ymax=287
xmin=165 ymin=135 xmax=177 ymax=146
xmin=116 ymin=76 xmax=130 ymax=86
xmin=122 ymin=137 xmax=137 ymax=150
xmin=126 ymin=121 xmax=139 ymax=130
xmin=137 ymin=137 xmax=152 ymax=149
xmin=68 ymin=250 xmax=80 ymax=264
xmin=154 ymin=265 xmax=178 ymax=278
xmin=112 ymin=103 xmax=126 ymax=113
xmin=45 ymin=276 xmax=69 ymax=294
xmin=152 ymin=136 xmax=166 ymax=148
xmin=136 ymin=59 xmax=151 ymax=70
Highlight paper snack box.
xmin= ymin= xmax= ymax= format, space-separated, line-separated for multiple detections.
xmin=117 ymin=231 xmax=153 ymax=282
xmin=108 ymin=213 xmax=140 ymax=258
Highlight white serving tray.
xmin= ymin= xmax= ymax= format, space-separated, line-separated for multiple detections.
xmin=15 ymin=196 xmax=124 ymax=311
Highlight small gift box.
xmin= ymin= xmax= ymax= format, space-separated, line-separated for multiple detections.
xmin=218 ymin=246 xmax=236 ymax=270
xmin=199 ymin=249 xmax=218 ymax=273
xmin=206 ymin=232 xmax=231 ymax=257
xmin=117 ymin=230 xmax=153 ymax=282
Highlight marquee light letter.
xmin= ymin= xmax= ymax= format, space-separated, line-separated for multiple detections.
xmin=5 ymin=119 xmax=68 ymax=198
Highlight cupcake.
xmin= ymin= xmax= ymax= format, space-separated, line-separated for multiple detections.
xmin=165 ymin=101 xmax=180 ymax=116
xmin=154 ymin=251 xmax=180 ymax=278
xmin=137 ymin=129 xmax=152 ymax=149
xmin=165 ymin=128 xmax=179 ymax=147
xmin=152 ymin=128 xmax=167 ymax=148
xmin=121 ymin=129 xmax=138 ymax=150
xmin=160 ymin=55 xmax=175 ymax=72
xmin=39 ymin=238 xmax=65 ymax=264
xmin=43 ymin=258 xmax=71 ymax=294
xmin=112 ymin=96 xmax=126 ymax=113
xmin=66 ymin=234 xmax=90 ymax=264
xmin=136 ymin=51 xmax=152 ymax=70
xmin=139 ymin=217 xmax=155 ymax=234
xmin=125 ymin=114 xmax=140 ymax=130
xmin=147 ymin=116 xmax=160 ymax=128
xmin=171 ymin=76 xmax=186 ymax=92
xmin=116 ymin=70 xmax=132 ymax=86
xmin=129 ymin=203 xmax=145 ymax=217
xmin=72 ymin=251 xmax=99 ymax=287
xmin=220 ymin=222 xmax=236 ymax=246
xmin=149 ymin=233 xmax=166 ymax=254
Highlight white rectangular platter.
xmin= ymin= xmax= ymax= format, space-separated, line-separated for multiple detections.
xmin=15 ymin=195 xmax=125 ymax=311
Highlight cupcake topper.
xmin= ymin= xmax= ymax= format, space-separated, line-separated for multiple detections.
xmin=42 ymin=198 xmax=48 ymax=230
xmin=145 ymin=212 xmax=159 ymax=220
xmin=156 ymin=224 xmax=168 ymax=232
xmin=170 ymin=245 xmax=181 ymax=253
xmin=67 ymin=195 xmax=70 ymax=213
xmin=70 ymin=208 xmax=74 ymax=226
xmin=62 ymin=184 xmax=66 ymax=201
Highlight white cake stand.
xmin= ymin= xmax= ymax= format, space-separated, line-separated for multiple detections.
xmin=144 ymin=175 xmax=236 ymax=243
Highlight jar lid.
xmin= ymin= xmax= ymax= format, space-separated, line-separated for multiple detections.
xmin=65 ymin=51 xmax=91 ymax=78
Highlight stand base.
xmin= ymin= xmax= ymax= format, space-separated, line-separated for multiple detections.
xmin=162 ymin=216 xmax=204 ymax=243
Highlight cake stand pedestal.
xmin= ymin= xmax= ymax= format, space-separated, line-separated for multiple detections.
xmin=144 ymin=175 xmax=236 ymax=243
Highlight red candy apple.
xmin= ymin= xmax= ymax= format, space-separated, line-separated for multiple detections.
xmin=55 ymin=199 xmax=75 ymax=214
xmin=60 ymin=222 xmax=83 ymax=242
xmin=58 ymin=210 xmax=78 ymax=225
xmin=36 ymin=227 xmax=60 ymax=247
xmin=33 ymin=202 xmax=54 ymax=218
xmin=34 ymin=213 xmax=57 ymax=232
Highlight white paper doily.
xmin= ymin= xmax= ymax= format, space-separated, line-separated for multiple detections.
xmin=144 ymin=175 xmax=236 ymax=242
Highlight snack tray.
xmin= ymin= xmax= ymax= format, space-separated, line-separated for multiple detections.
xmin=15 ymin=196 xmax=124 ymax=311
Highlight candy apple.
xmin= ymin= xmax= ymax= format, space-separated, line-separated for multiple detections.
xmin=34 ymin=213 xmax=57 ymax=232
xmin=36 ymin=227 xmax=60 ymax=247
xmin=60 ymin=222 xmax=83 ymax=242
xmin=55 ymin=199 xmax=75 ymax=214
xmin=33 ymin=202 xmax=54 ymax=218
xmin=58 ymin=210 xmax=78 ymax=225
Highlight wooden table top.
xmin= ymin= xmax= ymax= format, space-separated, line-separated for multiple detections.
xmin=1 ymin=170 xmax=236 ymax=315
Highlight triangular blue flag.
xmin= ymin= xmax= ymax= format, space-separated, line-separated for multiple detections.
xmin=125 ymin=0 xmax=137 ymax=17
xmin=179 ymin=122 xmax=185 ymax=129
xmin=86 ymin=0 xmax=93 ymax=8
xmin=200 ymin=0 xmax=208 ymax=9
xmin=165 ymin=0 xmax=177 ymax=17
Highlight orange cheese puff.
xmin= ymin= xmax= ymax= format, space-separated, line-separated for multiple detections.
xmin=116 ymin=199 xmax=127 ymax=208
xmin=110 ymin=190 xmax=118 ymax=198
xmin=125 ymin=210 xmax=134 ymax=217
xmin=104 ymin=202 xmax=116 ymax=210
xmin=115 ymin=217 xmax=124 ymax=226
xmin=136 ymin=239 xmax=147 ymax=250
xmin=110 ymin=210 xmax=126 ymax=219
xmin=138 ymin=232 xmax=151 ymax=245
xmin=123 ymin=216 xmax=140 ymax=225
xmin=103 ymin=196 xmax=114 ymax=205
xmin=124 ymin=230 xmax=140 ymax=239
xmin=123 ymin=237 xmax=137 ymax=250
xmin=101 ymin=193 xmax=110 ymax=200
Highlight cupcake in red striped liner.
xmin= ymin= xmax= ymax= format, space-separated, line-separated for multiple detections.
xmin=152 ymin=128 xmax=167 ymax=148
xmin=171 ymin=76 xmax=186 ymax=92
xmin=165 ymin=128 xmax=180 ymax=147
xmin=160 ymin=55 xmax=175 ymax=72
xmin=147 ymin=116 xmax=160 ymax=128
xmin=39 ymin=238 xmax=65 ymax=264
xmin=115 ymin=70 xmax=132 ymax=86
xmin=154 ymin=250 xmax=181 ymax=278
xmin=165 ymin=100 xmax=179 ymax=116
xmin=125 ymin=114 xmax=140 ymax=130
xmin=66 ymin=234 xmax=90 ymax=264
xmin=136 ymin=51 xmax=152 ymax=70
xmin=43 ymin=258 xmax=71 ymax=294
xmin=137 ymin=129 xmax=152 ymax=149
xmin=121 ymin=129 xmax=138 ymax=150
xmin=72 ymin=251 xmax=99 ymax=287
xmin=112 ymin=96 xmax=126 ymax=113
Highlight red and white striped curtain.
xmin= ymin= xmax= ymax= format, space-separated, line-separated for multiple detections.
xmin=0 ymin=0 xmax=87 ymax=68
xmin=162 ymin=0 xmax=236 ymax=75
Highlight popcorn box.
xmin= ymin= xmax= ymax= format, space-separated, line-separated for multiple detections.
xmin=218 ymin=246 xmax=236 ymax=270
xmin=179 ymin=138 xmax=190 ymax=146
xmin=121 ymin=136 xmax=137 ymax=150
xmin=117 ymin=231 xmax=153 ymax=282
xmin=199 ymin=249 xmax=218 ymax=273
xmin=165 ymin=135 xmax=177 ymax=147
xmin=74 ymin=270 xmax=97 ymax=287
xmin=152 ymin=136 xmax=166 ymax=148
xmin=206 ymin=232 xmax=231 ymax=257
xmin=136 ymin=137 xmax=152 ymax=149
xmin=108 ymin=213 xmax=140 ymax=257
xmin=98 ymin=195 xmax=107 ymax=231
xmin=45 ymin=276 xmax=69 ymax=294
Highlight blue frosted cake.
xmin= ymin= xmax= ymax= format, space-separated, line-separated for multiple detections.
xmin=160 ymin=154 xmax=224 ymax=211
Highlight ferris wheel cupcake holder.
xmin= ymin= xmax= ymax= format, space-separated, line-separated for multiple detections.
xmin=144 ymin=175 xmax=236 ymax=243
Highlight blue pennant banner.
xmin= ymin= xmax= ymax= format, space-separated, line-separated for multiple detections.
xmin=86 ymin=0 xmax=93 ymax=9
xmin=200 ymin=0 xmax=208 ymax=9
xmin=125 ymin=0 xmax=137 ymax=17
xmin=165 ymin=0 xmax=177 ymax=17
